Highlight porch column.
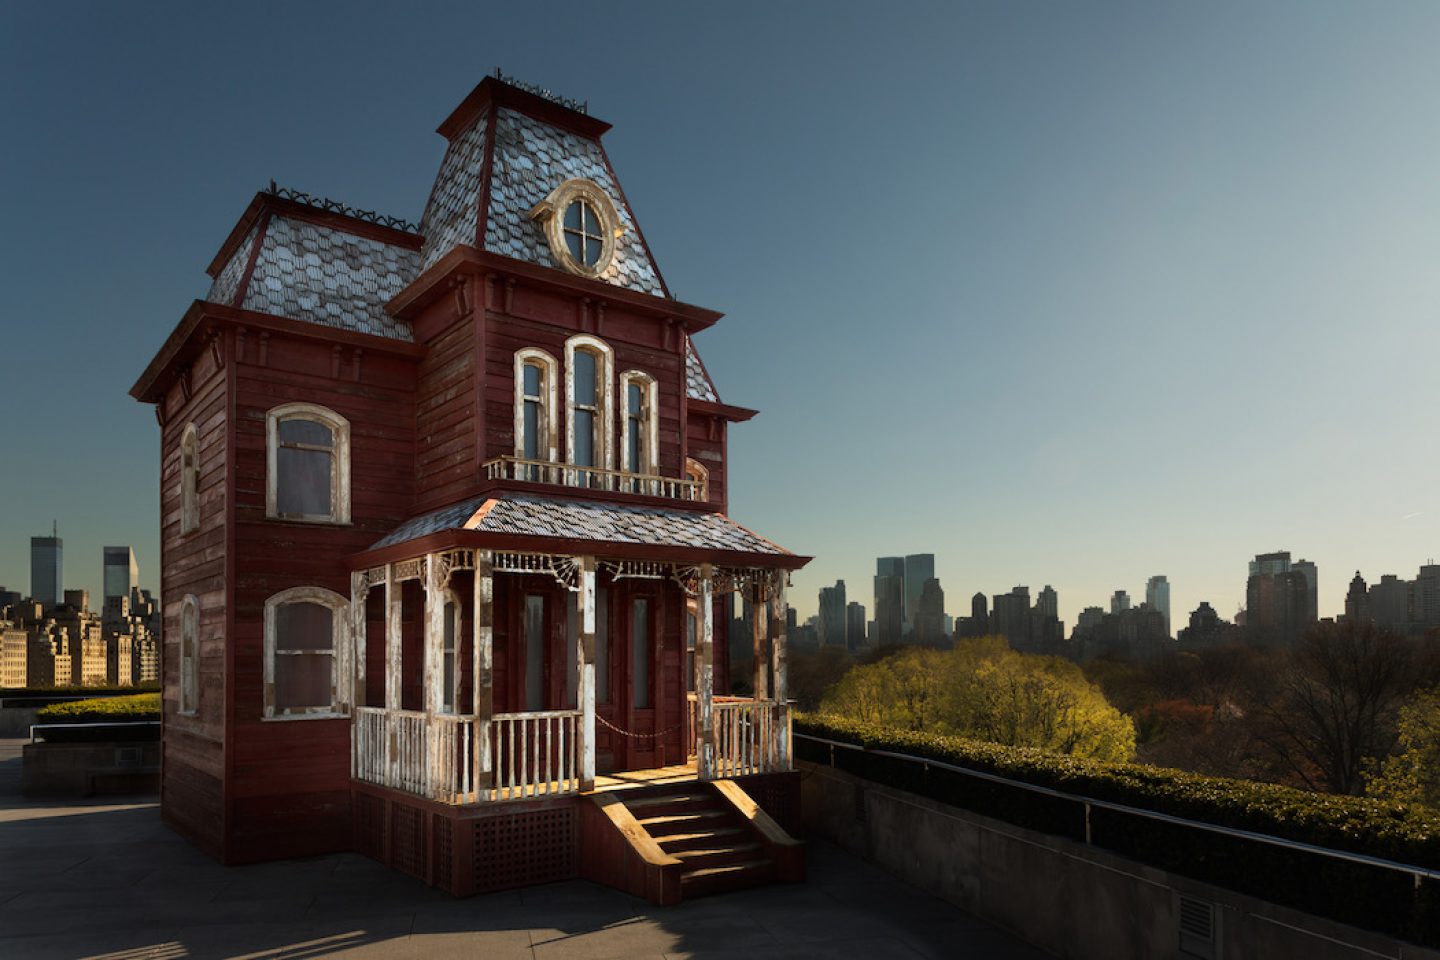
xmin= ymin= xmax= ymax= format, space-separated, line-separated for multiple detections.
xmin=696 ymin=563 xmax=716 ymax=780
xmin=474 ymin=550 xmax=494 ymax=797
xmin=348 ymin=571 xmax=367 ymax=779
xmin=423 ymin=554 xmax=446 ymax=799
xmin=384 ymin=563 xmax=401 ymax=787
xmin=752 ymin=581 xmax=769 ymax=701
xmin=769 ymin=570 xmax=790 ymax=769
xmin=578 ymin=556 xmax=597 ymax=790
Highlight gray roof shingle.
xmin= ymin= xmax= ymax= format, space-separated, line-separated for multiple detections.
xmin=371 ymin=494 xmax=786 ymax=557
xmin=685 ymin=339 xmax=719 ymax=402
xmin=419 ymin=109 xmax=489 ymax=272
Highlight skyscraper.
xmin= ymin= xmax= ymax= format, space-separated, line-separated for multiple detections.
xmin=992 ymin=586 xmax=1031 ymax=647
xmin=1145 ymin=575 xmax=1170 ymax=638
xmin=846 ymin=602 xmax=867 ymax=650
xmin=1110 ymin=590 xmax=1130 ymax=615
xmin=916 ymin=578 xmax=946 ymax=647
xmin=103 ymin=546 xmax=140 ymax=605
xmin=1292 ymin=559 xmax=1318 ymax=625
xmin=874 ymin=557 xmax=906 ymax=647
xmin=903 ymin=553 xmax=935 ymax=628
xmin=1344 ymin=571 xmax=1371 ymax=624
xmin=30 ymin=528 xmax=63 ymax=608
xmin=1245 ymin=551 xmax=1314 ymax=647
xmin=818 ymin=580 xmax=848 ymax=648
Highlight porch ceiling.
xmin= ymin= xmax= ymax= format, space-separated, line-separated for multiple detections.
xmin=355 ymin=494 xmax=808 ymax=569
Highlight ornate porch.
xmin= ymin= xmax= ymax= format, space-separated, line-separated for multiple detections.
xmin=346 ymin=548 xmax=795 ymax=808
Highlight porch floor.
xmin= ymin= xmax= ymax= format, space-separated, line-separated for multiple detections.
xmin=590 ymin=761 xmax=699 ymax=792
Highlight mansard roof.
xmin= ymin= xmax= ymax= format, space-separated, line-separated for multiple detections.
xmin=364 ymin=494 xmax=801 ymax=567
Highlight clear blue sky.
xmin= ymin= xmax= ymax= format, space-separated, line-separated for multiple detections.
xmin=3 ymin=1 xmax=1440 ymax=628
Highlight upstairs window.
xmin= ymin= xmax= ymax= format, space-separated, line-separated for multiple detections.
xmin=264 ymin=586 xmax=346 ymax=718
xmin=563 ymin=198 xmax=604 ymax=268
xmin=266 ymin=403 xmax=351 ymax=524
xmin=619 ymin=370 xmax=658 ymax=490
xmin=529 ymin=178 xmax=621 ymax=279
xmin=180 ymin=423 xmax=200 ymax=534
xmin=513 ymin=349 xmax=558 ymax=479
xmin=685 ymin=457 xmax=710 ymax=503
xmin=565 ymin=335 xmax=614 ymax=481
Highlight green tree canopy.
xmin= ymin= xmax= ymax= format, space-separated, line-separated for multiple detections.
xmin=820 ymin=637 xmax=1136 ymax=762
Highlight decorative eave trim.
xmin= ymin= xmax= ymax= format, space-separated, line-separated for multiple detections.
xmin=348 ymin=528 xmax=811 ymax=573
xmin=688 ymin=398 xmax=758 ymax=423
xmin=129 ymin=300 xmax=425 ymax=404
xmin=386 ymin=245 xmax=722 ymax=333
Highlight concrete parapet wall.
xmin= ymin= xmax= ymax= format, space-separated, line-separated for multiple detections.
xmin=799 ymin=759 xmax=1440 ymax=960
xmin=23 ymin=740 xmax=160 ymax=796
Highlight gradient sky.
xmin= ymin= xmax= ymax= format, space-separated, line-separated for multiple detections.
xmin=3 ymin=2 xmax=1440 ymax=628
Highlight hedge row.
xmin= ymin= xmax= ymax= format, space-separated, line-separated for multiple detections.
xmin=37 ymin=693 xmax=161 ymax=722
xmin=795 ymin=713 xmax=1440 ymax=946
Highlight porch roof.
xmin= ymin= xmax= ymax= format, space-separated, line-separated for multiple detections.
xmin=358 ymin=494 xmax=808 ymax=569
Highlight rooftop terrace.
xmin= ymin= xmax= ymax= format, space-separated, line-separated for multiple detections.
xmin=0 ymin=738 xmax=1048 ymax=960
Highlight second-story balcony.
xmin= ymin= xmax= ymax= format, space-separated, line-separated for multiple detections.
xmin=483 ymin=455 xmax=706 ymax=503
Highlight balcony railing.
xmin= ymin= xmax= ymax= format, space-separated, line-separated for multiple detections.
xmin=484 ymin=456 xmax=705 ymax=502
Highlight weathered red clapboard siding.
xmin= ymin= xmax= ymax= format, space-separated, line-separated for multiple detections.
xmin=685 ymin=411 xmax=728 ymax=511
xmin=158 ymin=338 xmax=230 ymax=859
xmin=413 ymin=305 xmax=478 ymax=514
xmin=224 ymin=330 xmax=418 ymax=857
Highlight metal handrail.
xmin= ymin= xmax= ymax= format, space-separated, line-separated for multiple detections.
xmin=795 ymin=732 xmax=1440 ymax=885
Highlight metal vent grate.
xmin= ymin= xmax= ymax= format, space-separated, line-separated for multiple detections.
xmin=1178 ymin=895 xmax=1218 ymax=959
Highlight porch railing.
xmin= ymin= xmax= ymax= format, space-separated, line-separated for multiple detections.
xmin=696 ymin=696 xmax=792 ymax=778
xmin=491 ymin=709 xmax=582 ymax=800
xmin=355 ymin=706 xmax=479 ymax=803
xmin=483 ymin=455 xmax=705 ymax=502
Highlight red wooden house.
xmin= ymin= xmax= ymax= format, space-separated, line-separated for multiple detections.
xmin=129 ymin=74 xmax=809 ymax=902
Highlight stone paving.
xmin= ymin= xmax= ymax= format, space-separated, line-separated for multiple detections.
xmin=0 ymin=739 xmax=1050 ymax=960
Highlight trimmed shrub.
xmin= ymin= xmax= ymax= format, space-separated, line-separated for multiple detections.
xmin=35 ymin=693 xmax=160 ymax=742
xmin=796 ymin=712 xmax=1440 ymax=947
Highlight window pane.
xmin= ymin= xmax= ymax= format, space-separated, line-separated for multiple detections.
xmin=632 ymin=598 xmax=651 ymax=709
xmin=686 ymin=610 xmax=696 ymax=693
xmin=596 ymin=588 xmax=610 ymax=704
xmin=563 ymin=201 xmax=582 ymax=231
xmin=523 ymin=362 xmax=541 ymax=396
xmin=628 ymin=384 xmax=642 ymax=415
xmin=627 ymin=422 xmax=640 ymax=473
xmin=572 ymin=351 xmax=596 ymax=405
xmin=275 ymin=653 xmax=332 ymax=710
xmin=279 ymin=419 xmax=333 ymax=448
xmin=565 ymin=593 xmax=578 ymax=710
xmin=525 ymin=595 xmax=544 ymax=711
xmin=523 ymin=400 xmax=541 ymax=459
xmin=277 ymin=447 xmax=332 ymax=517
xmin=565 ymin=231 xmax=583 ymax=261
xmin=584 ymin=237 xmax=601 ymax=266
xmin=574 ymin=410 xmax=595 ymax=467
xmin=276 ymin=601 xmax=333 ymax=652
xmin=443 ymin=602 xmax=456 ymax=713
xmin=583 ymin=202 xmax=599 ymax=235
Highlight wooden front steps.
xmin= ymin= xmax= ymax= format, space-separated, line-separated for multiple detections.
xmin=579 ymin=779 xmax=804 ymax=905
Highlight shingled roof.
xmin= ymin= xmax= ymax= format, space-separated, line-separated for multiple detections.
xmin=371 ymin=494 xmax=790 ymax=559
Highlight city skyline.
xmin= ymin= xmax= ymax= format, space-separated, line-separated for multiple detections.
xmin=6 ymin=3 xmax=1440 ymax=630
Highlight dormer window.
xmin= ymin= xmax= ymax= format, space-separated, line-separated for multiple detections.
xmin=563 ymin=199 xmax=604 ymax=268
xmin=530 ymin=179 xmax=622 ymax=279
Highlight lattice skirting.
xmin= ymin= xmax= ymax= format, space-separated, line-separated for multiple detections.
xmin=351 ymin=772 xmax=797 ymax=897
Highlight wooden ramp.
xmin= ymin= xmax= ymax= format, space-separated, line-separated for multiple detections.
xmin=580 ymin=779 xmax=804 ymax=905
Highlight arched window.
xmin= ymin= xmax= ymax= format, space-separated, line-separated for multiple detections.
xmin=179 ymin=595 xmax=199 ymax=716
xmin=513 ymin=348 xmax=558 ymax=481
xmin=564 ymin=335 xmax=614 ymax=485
xmin=180 ymin=423 xmax=200 ymax=534
xmin=266 ymin=403 xmax=351 ymax=524
xmin=685 ymin=457 xmax=710 ymax=503
xmin=263 ymin=586 xmax=348 ymax=718
xmin=619 ymin=371 xmax=658 ymax=488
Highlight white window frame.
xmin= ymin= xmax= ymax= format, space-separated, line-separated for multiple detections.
xmin=265 ymin=403 xmax=351 ymax=524
xmin=178 ymin=594 xmax=199 ymax=716
xmin=180 ymin=423 xmax=200 ymax=535
xmin=619 ymin=370 xmax=659 ymax=476
xmin=441 ymin=587 xmax=462 ymax=715
xmin=564 ymin=335 xmax=614 ymax=479
xmin=513 ymin=348 xmax=560 ymax=473
xmin=263 ymin=585 xmax=348 ymax=720
xmin=685 ymin=457 xmax=710 ymax=503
